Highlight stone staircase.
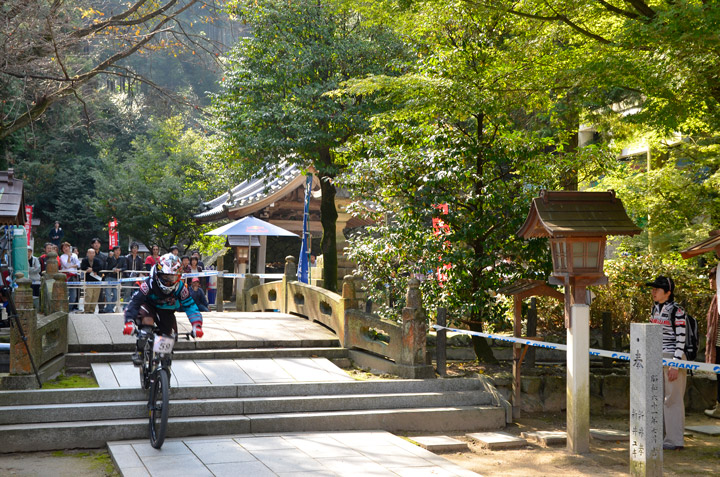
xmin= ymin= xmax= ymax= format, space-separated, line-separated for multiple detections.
xmin=0 ymin=378 xmax=506 ymax=453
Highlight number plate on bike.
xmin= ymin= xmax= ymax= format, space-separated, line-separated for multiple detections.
xmin=153 ymin=336 xmax=175 ymax=354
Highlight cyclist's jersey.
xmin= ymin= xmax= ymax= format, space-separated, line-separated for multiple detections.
xmin=124 ymin=277 xmax=202 ymax=325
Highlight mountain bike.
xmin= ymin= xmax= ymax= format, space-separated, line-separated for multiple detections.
xmin=135 ymin=325 xmax=194 ymax=449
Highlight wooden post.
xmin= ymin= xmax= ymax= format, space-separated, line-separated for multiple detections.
xmin=526 ymin=297 xmax=537 ymax=367
xmin=512 ymin=295 xmax=522 ymax=419
xmin=436 ymin=307 xmax=447 ymax=377
xmin=216 ymin=255 xmax=224 ymax=312
xmin=602 ymin=311 xmax=613 ymax=367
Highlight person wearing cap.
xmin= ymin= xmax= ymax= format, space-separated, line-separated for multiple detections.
xmin=189 ymin=277 xmax=209 ymax=312
xmin=645 ymin=275 xmax=687 ymax=450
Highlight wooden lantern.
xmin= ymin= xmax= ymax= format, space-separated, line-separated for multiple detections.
xmin=548 ymin=236 xmax=607 ymax=284
xmin=517 ymin=190 xmax=640 ymax=306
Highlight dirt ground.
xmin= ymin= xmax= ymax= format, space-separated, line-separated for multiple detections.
xmin=0 ymin=413 xmax=717 ymax=476
xmin=438 ymin=412 xmax=720 ymax=477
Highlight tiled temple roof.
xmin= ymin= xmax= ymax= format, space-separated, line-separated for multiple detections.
xmin=194 ymin=163 xmax=303 ymax=223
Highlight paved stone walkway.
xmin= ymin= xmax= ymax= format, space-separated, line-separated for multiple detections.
xmin=69 ymin=311 xmax=340 ymax=350
xmin=92 ymin=357 xmax=354 ymax=388
xmin=108 ymin=431 xmax=480 ymax=477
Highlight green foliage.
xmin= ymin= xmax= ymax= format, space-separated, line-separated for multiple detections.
xmin=213 ymin=0 xmax=408 ymax=290
xmin=93 ymin=116 xmax=216 ymax=252
xmin=590 ymin=138 xmax=720 ymax=253
xmin=342 ymin=119 xmax=564 ymax=329
xmin=475 ymin=0 xmax=720 ymax=133
xmin=214 ymin=0 xmax=407 ymax=169
xmin=7 ymin=89 xmax=147 ymax=251
xmin=337 ymin=0 xmax=616 ymax=335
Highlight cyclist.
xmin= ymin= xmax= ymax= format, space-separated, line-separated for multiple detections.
xmin=122 ymin=253 xmax=204 ymax=365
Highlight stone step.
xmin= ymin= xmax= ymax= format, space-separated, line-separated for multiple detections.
xmin=65 ymin=347 xmax=349 ymax=371
xmin=0 ymin=391 xmax=491 ymax=424
xmin=0 ymin=378 xmax=487 ymax=406
xmin=0 ymin=406 xmax=506 ymax=453
xmin=68 ymin=338 xmax=341 ymax=354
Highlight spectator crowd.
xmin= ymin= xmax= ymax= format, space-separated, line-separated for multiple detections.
xmin=22 ymin=223 xmax=213 ymax=316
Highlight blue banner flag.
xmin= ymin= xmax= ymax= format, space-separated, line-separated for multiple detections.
xmin=297 ymin=174 xmax=313 ymax=283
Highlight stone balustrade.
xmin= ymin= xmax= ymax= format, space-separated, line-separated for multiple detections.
xmin=242 ymin=256 xmax=433 ymax=378
xmin=2 ymin=263 xmax=68 ymax=390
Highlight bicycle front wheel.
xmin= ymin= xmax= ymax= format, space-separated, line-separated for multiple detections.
xmin=139 ymin=347 xmax=151 ymax=390
xmin=149 ymin=368 xmax=170 ymax=449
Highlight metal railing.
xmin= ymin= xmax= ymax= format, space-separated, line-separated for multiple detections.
xmin=61 ymin=269 xmax=150 ymax=313
xmin=58 ymin=268 xmax=278 ymax=313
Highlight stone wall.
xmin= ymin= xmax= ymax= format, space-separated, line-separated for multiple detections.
xmin=488 ymin=370 xmax=717 ymax=414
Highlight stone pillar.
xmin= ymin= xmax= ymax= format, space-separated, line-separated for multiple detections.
xmin=567 ymin=304 xmax=590 ymax=454
xmin=9 ymin=275 xmax=38 ymax=375
xmin=216 ymin=255 xmax=224 ymax=312
xmin=399 ymin=278 xmax=427 ymax=367
xmin=241 ymin=274 xmax=260 ymax=312
xmin=339 ymin=275 xmax=357 ymax=347
xmin=51 ymin=271 xmax=68 ymax=314
xmin=40 ymin=251 xmax=59 ymax=315
xmin=235 ymin=261 xmax=246 ymax=311
xmin=630 ymin=323 xmax=663 ymax=476
xmin=336 ymin=211 xmax=351 ymax=254
xmin=282 ymin=256 xmax=297 ymax=313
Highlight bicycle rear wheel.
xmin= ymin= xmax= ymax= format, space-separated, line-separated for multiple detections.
xmin=149 ymin=368 xmax=170 ymax=449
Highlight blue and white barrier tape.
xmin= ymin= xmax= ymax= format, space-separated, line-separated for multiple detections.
xmin=223 ymin=273 xmax=284 ymax=279
xmin=432 ymin=325 xmax=720 ymax=375
xmin=182 ymin=271 xmax=218 ymax=278
xmin=66 ymin=272 xmax=284 ymax=285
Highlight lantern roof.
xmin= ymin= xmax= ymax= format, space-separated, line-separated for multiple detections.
xmin=517 ymin=190 xmax=641 ymax=239
xmin=679 ymin=229 xmax=720 ymax=259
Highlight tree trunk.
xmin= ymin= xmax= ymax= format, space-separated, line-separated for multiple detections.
xmin=318 ymin=151 xmax=338 ymax=292
xmin=560 ymin=100 xmax=580 ymax=190
xmin=468 ymin=320 xmax=498 ymax=364
xmin=468 ymin=112 xmax=497 ymax=364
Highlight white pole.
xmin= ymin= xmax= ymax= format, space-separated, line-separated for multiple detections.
xmin=567 ymin=304 xmax=590 ymax=454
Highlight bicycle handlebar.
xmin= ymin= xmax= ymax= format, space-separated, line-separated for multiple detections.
xmin=132 ymin=326 xmax=196 ymax=340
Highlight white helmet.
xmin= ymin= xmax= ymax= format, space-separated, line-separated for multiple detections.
xmin=151 ymin=253 xmax=182 ymax=293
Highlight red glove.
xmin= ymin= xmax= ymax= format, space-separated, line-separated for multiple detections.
xmin=123 ymin=321 xmax=136 ymax=335
xmin=192 ymin=323 xmax=203 ymax=338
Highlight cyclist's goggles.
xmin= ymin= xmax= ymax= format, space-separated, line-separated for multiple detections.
xmin=157 ymin=272 xmax=180 ymax=287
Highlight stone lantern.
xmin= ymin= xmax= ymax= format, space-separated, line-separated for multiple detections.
xmin=517 ymin=190 xmax=640 ymax=454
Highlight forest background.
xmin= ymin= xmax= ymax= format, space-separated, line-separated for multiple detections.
xmin=1 ymin=0 xmax=718 ymax=361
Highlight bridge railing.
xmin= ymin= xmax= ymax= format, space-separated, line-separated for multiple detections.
xmin=242 ymin=256 xmax=434 ymax=378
